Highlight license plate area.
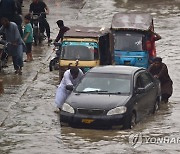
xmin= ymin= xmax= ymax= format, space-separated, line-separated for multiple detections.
xmin=81 ymin=119 xmax=94 ymax=124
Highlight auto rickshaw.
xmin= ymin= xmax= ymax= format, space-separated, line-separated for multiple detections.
xmin=111 ymin=13 xmax=161 ymax=68
xmin=58 ymin=26 xmax=114 ymax=80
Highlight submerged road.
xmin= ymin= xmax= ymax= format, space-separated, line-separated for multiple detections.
xmin=0 ymin=0 xmax=180 ymax=153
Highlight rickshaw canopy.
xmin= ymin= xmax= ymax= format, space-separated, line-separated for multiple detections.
xmin=64 ymin=26 xmax=110 ymax=38
xmin=111 ymin=13 xmax=153 ymax=31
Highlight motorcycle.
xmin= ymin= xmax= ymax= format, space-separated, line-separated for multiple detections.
xmin=32 ymin=13 xmax=46 ymax=45
xmin=49 ymin=42 xmax=61 ymax=71
xmin=0 ymin=40 xmax=8 ymax=72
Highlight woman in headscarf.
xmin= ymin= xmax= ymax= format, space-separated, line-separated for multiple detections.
xmin=148 ymin=57 xmax=173 ymax=103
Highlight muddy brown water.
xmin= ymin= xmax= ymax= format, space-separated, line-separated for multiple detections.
xmin=0 ymin=0 xmax=180 ymax=153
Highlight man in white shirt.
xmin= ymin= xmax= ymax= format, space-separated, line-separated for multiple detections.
xmin=55 ymin=67 xmax=84 ymax=111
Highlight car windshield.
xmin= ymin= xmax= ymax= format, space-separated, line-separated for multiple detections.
xmin=61 ymin=41 xmax=99 ymax=60
xmin=114 ymin=31 xmax=145 ymax=51
xmin=75 ymin=73 xmax=131 ymax=94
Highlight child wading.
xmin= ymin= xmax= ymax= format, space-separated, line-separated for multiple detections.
xmin=23 ymin=14 xmax=33 ymax=62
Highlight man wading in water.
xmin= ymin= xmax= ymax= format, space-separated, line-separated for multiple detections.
xmin=148 ymin=57 xmax=173 ymax=103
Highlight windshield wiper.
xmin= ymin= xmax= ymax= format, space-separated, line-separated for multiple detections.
xmin=107 ymin=92 xmax=122 ymax=95
xmin=75 ymin=90 xmax=123 ymax=95
xmin=91 ymin=90 xmax=108 ymax=93
xmin=76 ymin=90 xmax=108 ymax=93
xmin=102 ymin=91 xmax=122 ymax=95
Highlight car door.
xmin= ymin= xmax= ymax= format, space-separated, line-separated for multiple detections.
xmin=133 ymin=72 xmax=148 ymax=121
xmin=133 ymin=71 xmax=157 ymax=121
xmin=139 ymin=71 xmax=157 ymax=114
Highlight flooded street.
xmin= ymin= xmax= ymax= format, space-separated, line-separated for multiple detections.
xmin=0 ymin=0 xmax=180 ymax=153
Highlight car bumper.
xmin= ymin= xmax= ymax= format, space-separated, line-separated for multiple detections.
xmin=60 ymin=112 xmax=126 ymax=129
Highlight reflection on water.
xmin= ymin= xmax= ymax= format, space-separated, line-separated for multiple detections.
xmin=60 ymin=127 xmax=129 ymax=153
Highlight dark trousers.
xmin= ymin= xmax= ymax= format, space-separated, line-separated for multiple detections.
xmin=162 ymin=94 xmax=171 ymax=103
xmin=39 ymin=17 xmax=50 ymax=39
xmin=12 ymin=55 xmax=23 ymax=70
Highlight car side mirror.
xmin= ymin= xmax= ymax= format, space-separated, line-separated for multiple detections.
xmin=66 ymin=85 xmax=73 ymax=91
xmin=136 ymin=88 xmax=145 ymax=94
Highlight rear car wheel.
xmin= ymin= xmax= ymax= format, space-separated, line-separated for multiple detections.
xmin=123 ymin=111 xmax=136 ymax=129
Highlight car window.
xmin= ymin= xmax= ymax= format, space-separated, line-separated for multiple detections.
xmin=139 ymin=72 xmax=153 ymax=88
xmin=135 ymin=76 xmax=143 ymax=88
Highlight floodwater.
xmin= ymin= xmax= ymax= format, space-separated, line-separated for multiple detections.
xmin=0 ymin=0 xmax=180 ymax=153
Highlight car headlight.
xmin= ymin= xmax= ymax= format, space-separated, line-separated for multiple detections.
xmin=107 ymin=106 xmax=127 ymax=115
xmin=62 ymin=103 xmax=75 ymax=114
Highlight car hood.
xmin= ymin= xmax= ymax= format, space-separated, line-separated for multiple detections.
xmin=66 ymin=93 xmax=131 ymax=110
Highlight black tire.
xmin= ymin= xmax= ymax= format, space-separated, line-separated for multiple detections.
xmin=55 ymin=64 xmax=59 ymax=70
xmin=123 ymin=111 xmax=136 ymax=129
xmin=54 ymin=59 xmax=59 ymax=70
xmin=49 ymin=60 xmax=54 ymax=71
xmin=33 ymin=28 xmax=39 ymax=45
xmin=34 ymin=36 xmax=38 ymax=46
xmin=39 ymin=34 xmax=43 ymax=44
xmin=49 ymin=64 xmax=53 ymax=72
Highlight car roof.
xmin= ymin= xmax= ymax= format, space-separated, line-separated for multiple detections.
xmin=64 ymin=26 xmax=110 ymax=38
xmin=111 ymin=13 xmax=153 ymax=31
xmin=88 ymin=65 xmax=145 ymax=75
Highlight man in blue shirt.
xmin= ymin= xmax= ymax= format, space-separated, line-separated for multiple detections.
xmin=0 ymin=17 xmax=24 ymax=75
